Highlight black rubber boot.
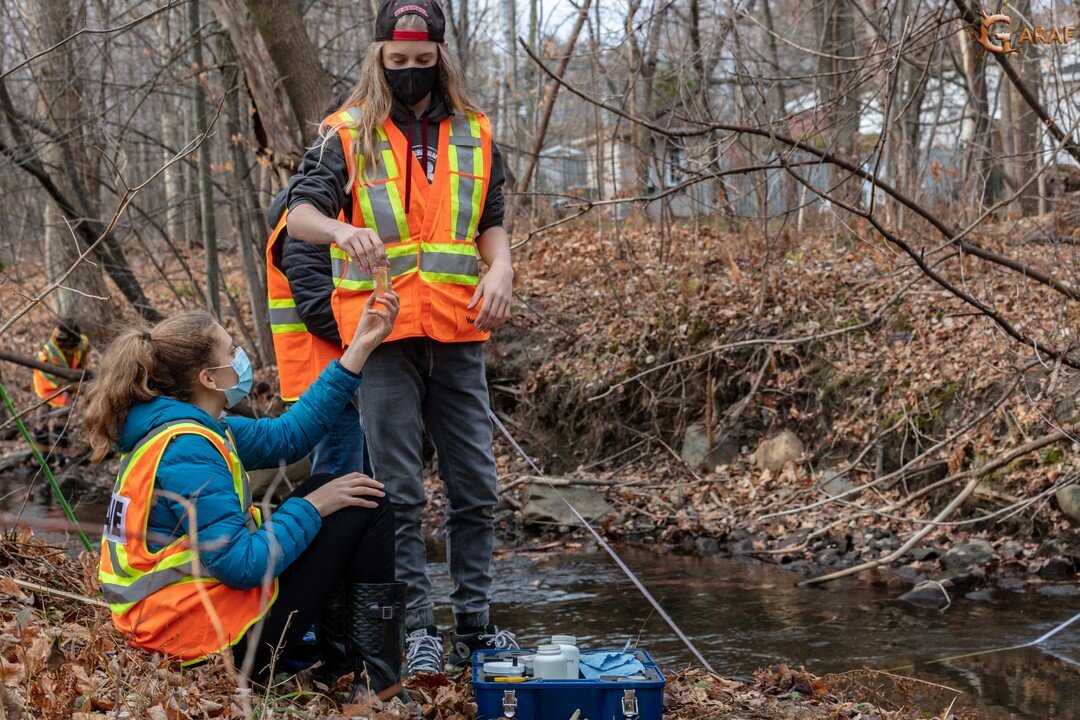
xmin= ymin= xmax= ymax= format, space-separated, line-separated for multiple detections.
xmin=344 ymin=581 xmax=406 ymax=701
xmin=314 ymin=583 xmax=351 ymax=687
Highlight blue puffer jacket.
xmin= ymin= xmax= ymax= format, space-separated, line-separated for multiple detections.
xmin=116 ymin=361 xmax=362 ymax=590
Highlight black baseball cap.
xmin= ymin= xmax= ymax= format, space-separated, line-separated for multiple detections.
xmin=375 ymin=0 xmax=446 ymax=43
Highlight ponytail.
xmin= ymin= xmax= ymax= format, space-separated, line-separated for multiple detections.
xmin=83 ymin=311 xmax=219 ymax=463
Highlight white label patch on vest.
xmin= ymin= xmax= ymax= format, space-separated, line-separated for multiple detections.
xmin=103 ymin=493 xmax=130 ymax=545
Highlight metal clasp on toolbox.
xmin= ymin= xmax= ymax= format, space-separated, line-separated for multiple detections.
xmin=502 ymin=689 xmax=517 ymax=718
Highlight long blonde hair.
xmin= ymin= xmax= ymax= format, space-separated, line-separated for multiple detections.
xmin=323 ymin=13 xmax=481 ymax=187
xmin=83 ymin=312 xmax=219 ymax=463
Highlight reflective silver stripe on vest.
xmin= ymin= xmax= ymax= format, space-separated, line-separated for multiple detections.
xmin=268 ymin=305 xmax=303 ymax=326
xmin=448 ymin=115 xmax=481 ymax=177
xmin=333 ymin=252 xmax=417 ymax=283
xmin=100 ymin=560 xmax=213 ymax=606
xmin=109 ymin=542 xmax=131 ymax=579
xmin=363 ymin=182 xmax=404 ymax=240
xmin=452 ymin=172 xmax=479 ymax=241
xmin=447 ymin=115 xmax=484 ymax=240
xmin=420 ymin=251 xmax=479 ymax=277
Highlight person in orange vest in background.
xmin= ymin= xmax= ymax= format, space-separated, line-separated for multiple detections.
xmin=32 ymin=318 xmax=90 ymax=409
xmin=83 ymin=295 xmax=406 ymax=697
xmin=287 ymin=0 xmax=515 ymax=676
xmin=32 ymin=318 xmax=91 ymax=466
xmin=265 ymin=92 xmax=372 ymax=481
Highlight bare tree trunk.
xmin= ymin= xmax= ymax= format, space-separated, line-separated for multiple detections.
xmin=958 ymin=24 xmax=992 ymax=216
xmin=25 ymin=0 xmax=111 ymax=333
xmin=1001 ymin=0 xmax=1040 ymax=215
xmin=759 ymin=0 xmax=795 ymax=215
xmin=221 ymin=33 xmax=274 ymax=364
xmin=625 ymin=0 xmax=663 ymax=196
xmin=445 ymin=0 xmax=471 ymax=76
xmin=190 ymin=0 xmax=220 ymax=317
xmin=512 ymin=0 xmax=593 ymax=223
xmin=243 ymin=0 xmax=332 ymax=145
xmin=209 ymin=0 xmax=303 ymax=168
xmin=817 ymin=0 xmax=861 ymax=207
xmin=503 ymin=0 xmax=518 ymax=148
xmin=156 ymin=13 xmax=184 ymax=244
xmin=891 ymin=3 xmax=932 ymax=230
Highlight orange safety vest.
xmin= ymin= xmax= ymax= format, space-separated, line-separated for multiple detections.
xmin=266 ymin=209 xmax=345 ymax=402
xmin=98 ymin=421 xmax=277 ymax=664
xmin=325 ymin=107 xmax=494 ymax=346
xmin=32 ymin=334 xmax=89 ymax=408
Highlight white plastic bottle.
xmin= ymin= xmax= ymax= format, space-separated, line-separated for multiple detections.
xmin=550 ymin=635 xmax=580 ymax=679
xmin=533 ymin=644 xmax=567 ymax=679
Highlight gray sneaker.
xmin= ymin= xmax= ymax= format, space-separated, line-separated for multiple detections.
xmin=405 ymin=626 xmax=444 ymax=676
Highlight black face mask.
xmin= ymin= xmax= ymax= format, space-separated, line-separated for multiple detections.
xmin=383 ymin=65 xmax=440 ymax=106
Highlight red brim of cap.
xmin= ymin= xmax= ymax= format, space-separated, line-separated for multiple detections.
xmin=391 ymin=30 xmax=430 ymax=41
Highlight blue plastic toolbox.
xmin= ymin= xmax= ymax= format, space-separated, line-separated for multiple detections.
xmin=472 ymin=648 xmax=665 ymax=720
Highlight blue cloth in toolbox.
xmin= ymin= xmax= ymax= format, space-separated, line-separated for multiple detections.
xmin=578 ymin=652 xmax=647 ymax=679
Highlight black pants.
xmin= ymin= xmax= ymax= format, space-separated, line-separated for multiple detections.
xmin=233 ymin=473 xmax=395 ymax=681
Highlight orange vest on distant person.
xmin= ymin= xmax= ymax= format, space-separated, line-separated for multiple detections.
xmin=266 ymin=211 xmax=345 ymax=402
xmin=32 ymin=334 xmax=89 ymax=408
xmin=98 ymin=421 xmax=276 ymax=664
xmin=325 ymin=107 xmax=494 ymax=346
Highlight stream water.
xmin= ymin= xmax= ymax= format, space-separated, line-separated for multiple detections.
xmin=4 ymin=482 xmax=1079 ymax=719
xmin=440 ymin=547 xmax=1080 ymax=719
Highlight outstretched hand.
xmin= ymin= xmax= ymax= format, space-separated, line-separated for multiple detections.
xmin=354 ymin=291 xmax=399 ymax=350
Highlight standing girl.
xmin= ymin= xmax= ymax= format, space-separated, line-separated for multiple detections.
xmin=286 ymin=0 xmax=514 ymax=675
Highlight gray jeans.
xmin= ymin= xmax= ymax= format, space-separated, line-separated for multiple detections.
xmin=356 ymin=338 xmax=497 ymax=630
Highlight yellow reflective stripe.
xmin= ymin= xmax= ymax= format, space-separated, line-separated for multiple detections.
xmin=271 ymin=323 xmax=307 ymax=334
xmin=268 ymin=298 xmax=295 ymax=309
xmin=337 ymin=266 xmax=418 ymax=291
xmin=44 ymin=341 xmax=67 ymax=367
xmin=467 ymin=154 xmax=483 ymax=239
xmin=419 ymin=270 xmax=480 ymax=286
xmin=422 ymin=242 xmax=477 ymax=255
xmin=337 ymin=279 xmax=375 ymax=291
xmin=387 ymin=243 xmax=419 ymax=259
xmin=388 ymin=182 xmax=410 ymax=240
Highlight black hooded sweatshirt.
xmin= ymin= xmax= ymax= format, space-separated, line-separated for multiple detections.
xmin=277 ymin=91 xmax=505 ymax=346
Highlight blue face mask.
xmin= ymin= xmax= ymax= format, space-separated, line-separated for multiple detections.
xmin=208 ymin=347 xmax=253 ymax=408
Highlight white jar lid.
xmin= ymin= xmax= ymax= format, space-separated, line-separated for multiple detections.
xmin=482 ymin=661 xmax=524 ymax=676
xmin=536 ymin=644 xmax=562 ymax=654
xmin=551 ymin=635 xmax=577 ymax=645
